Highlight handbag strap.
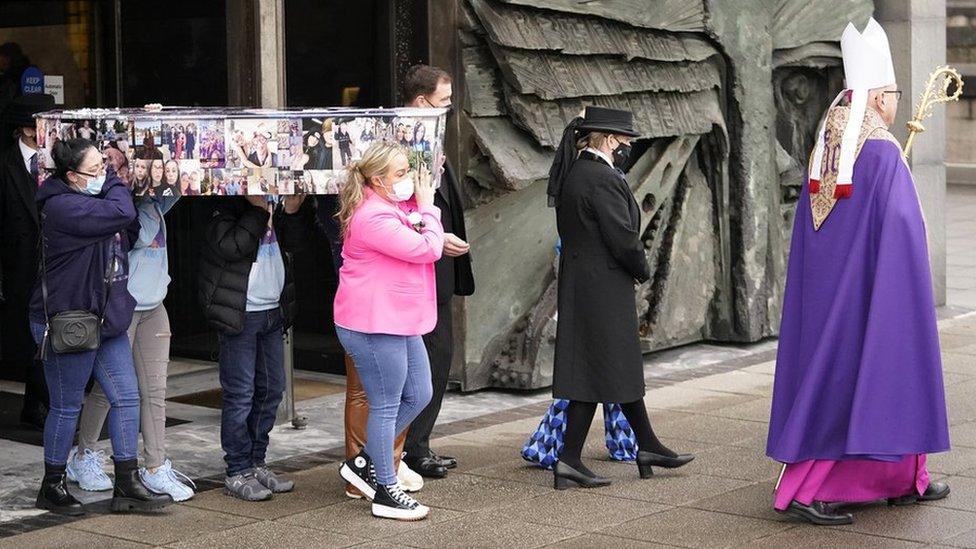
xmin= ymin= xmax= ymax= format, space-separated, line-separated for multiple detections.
xmin=38 ymin=230 xmax=51 ymax=327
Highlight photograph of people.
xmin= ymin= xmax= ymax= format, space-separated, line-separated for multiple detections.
xmin=225 ymin=173 xmax=243 ymax=196
xmin=302 ymin=119 xmax=333 ymax=171
xmin=131 ymin=158 xmax=152 ymax=197
xmin=203 ymin=169 xmax=224 ymax=195
xmin=334 ymin=119 xmax=353 ymax=166
xmin=185 ymin=123 xmax=197 ymax=158
xmin=395 ymin=123 xmax=409 ymax=147
xmin=245 ymin=168 xmax=276 ymax=195
xmin=103 ymin=143 xmax=130 ymax=184
xmin=153 ymin=159 xmax=178 ymax=198
xmin=77 ymin=120 xmax=95 ymax=141
xmin=199 ymin=120 xmax=225 ymax=168
xmin=411 ymin=121 xmax=431 ymax=154
xmin=227 ymin=120 xmax=277 ymax=169
xmin=248 ymin=129 xmax=275 ymax=168
xmin=174 ymin=126 xmax=186 ymax=160
xmin=179 ymin=160 xmax=203 ymax=196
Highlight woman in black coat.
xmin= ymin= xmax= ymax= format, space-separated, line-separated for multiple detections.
xmin=548 ymin=107 xmax=694 ymax=490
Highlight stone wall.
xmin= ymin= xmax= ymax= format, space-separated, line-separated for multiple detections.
xmin=451 ymin=0 xmax=874 ymax=391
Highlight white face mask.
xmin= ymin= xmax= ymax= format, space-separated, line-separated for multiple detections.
xmin=389 ymin=176 xmax=414 ymax=202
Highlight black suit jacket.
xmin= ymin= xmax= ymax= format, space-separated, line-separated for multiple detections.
xmin=433 ymin=162 xmax=474 ymax=304
xmin=0 ymin=143 xmax=40 ymax=301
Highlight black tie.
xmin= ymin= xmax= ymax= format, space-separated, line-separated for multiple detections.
xmin=29 ymin=152 xmax=38 ymax=180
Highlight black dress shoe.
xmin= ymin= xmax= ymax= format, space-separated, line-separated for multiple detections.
xmin=403 ymin=454 xmax=448 ymax=479
xmin=111 ymin=459 xmax=172 ymax=512
xmin=20 ymin=401 xmax=48 ymax=431
xmin=780 ymin=500 xmax=853 ymax=526
xmin=636 ymin=450 xmax=695 ymax=478
xmin=553 ymin=462 xmax=611 ymax=490
xmin=36 ymin=469 xmax=85 ymax=516
xmin=431 ymin=451 xmax=457 ymax=470
xmin=888 ymin=481 xmax=950 ymax=506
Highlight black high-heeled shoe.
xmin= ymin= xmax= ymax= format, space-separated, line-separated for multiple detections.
xmin=553 ymin=462 xmax=612 ymax=490
xmin=636 ymin=450 xmax=695 ymax=479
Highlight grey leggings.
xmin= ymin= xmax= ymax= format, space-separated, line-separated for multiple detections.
xmin=78 ymin=304 xmax=171 ymax=469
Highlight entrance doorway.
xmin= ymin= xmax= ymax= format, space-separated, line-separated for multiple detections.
xmin=280 ymin=0 xmax=427 ymax=375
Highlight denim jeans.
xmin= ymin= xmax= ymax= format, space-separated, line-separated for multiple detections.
xmin=30 ymin=321 xmax=140 ymax=466
xmin=78 ymin=304 xmax=172 ymax=469
xmin=218 ymin=308 xmax=286 ymax=477
xmin=335 ymin=325 xmax=433 ymax=485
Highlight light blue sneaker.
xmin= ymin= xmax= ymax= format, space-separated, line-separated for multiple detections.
xmin=140 ymin=459 xmax=195 ymax=502
xmin=65 ymin=447 xmax=113 ymax=492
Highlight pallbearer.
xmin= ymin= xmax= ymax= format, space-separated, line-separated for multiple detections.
xmin=767 ymin=18 xmax=951 ymax=525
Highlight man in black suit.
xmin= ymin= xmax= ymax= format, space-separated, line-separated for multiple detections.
xmin=0 ymin=93 xmax=54 ymax=429
xmin=400 ymin=65 xmax=475 ymax=478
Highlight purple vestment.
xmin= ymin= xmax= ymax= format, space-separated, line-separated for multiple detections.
xmin=766 ymin=138 xmax=950 ymax=464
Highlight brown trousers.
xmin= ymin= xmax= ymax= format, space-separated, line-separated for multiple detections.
xmin=344 ymin=355 xmax=406 ymax=490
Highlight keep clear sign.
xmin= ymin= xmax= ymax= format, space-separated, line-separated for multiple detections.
xmin=20 ymin=66 xmax=44 ymax=95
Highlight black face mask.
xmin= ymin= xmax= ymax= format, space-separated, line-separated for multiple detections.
xmin=612 ymin=142 xmax=632 ymax=169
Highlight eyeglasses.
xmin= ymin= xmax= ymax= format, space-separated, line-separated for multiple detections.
xmin=882 ymin=90 xmax=903 ymax=100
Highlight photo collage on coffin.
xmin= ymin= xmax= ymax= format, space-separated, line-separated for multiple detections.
xmin=34 ymin=116 xmax=135 ymax=187
xmin=33 ymin=109 xmax=447 ymax=195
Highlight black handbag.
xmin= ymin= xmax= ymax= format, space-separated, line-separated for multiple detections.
xmin=38 ymin=236 xmax=116 ymax=359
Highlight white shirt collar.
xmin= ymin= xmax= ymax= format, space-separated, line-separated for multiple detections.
xmin=18 ymin=138 xmax=37 ymax=174
xmin=583 ymin=147 xmax=613 ymax=167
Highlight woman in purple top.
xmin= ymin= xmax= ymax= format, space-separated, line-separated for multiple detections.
xmin=29 ymin=139 xmax=171 ymax=516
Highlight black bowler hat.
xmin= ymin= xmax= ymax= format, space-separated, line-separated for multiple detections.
xmin=577 ymin=106 xmax=640 ymax=137
xmin=2 ymin=93 xmax=56 ymax=127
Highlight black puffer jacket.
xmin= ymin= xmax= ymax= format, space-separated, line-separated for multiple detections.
xmin=198 ymin=197 xmax=313 ymax=335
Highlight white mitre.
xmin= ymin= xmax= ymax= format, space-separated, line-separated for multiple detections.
xmin=809 ymin=17 xmax=896 ymax=193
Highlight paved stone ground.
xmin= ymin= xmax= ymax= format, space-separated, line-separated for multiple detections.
xmin=0 ymin=186 xmax=973 ymax=548
xmin=0 ymin=312 xmax=974 ymax=548
xmin=948 ymin=185 xmax=976 ymax=309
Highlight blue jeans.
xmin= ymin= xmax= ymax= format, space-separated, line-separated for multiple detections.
xmin=218 ymin=308 xmax=286 ymax=477
xmin=335 ymin=326 xmax=433 ymax=485
xmin=30 ymin=321 xmax=140 ymax=466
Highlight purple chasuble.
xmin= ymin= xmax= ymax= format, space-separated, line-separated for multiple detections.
xmin=766 ymin=137 xmax=950 ymax=463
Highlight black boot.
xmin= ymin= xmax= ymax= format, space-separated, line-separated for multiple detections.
xmin=111 ymin=459 xmax=172 ymax=512
xmin=636 ymin=450 xmax=695 ymax=479
xmin=780 ymin=500 xmax=853 ymax=526
xmin=36 ymin=463 xmax=85 ymax=516
xmin=553 ymin=461 xmax=611 ymax=490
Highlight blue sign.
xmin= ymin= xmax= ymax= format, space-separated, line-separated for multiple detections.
xmin=20 ymin=66 xmax=44 ymax=95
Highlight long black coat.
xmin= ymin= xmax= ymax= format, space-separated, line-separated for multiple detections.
xmin=553 ymin=151 xmax=650 ymax=403
xmin=0 ymin=144 xmax=40 ymax=379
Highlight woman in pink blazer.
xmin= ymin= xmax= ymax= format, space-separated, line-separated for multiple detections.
xmin=335 ymin=141 xmax=442 ymax=521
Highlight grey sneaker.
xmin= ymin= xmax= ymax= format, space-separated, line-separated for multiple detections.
xmin=254 ymin=466 xmax=294 ymax=493
xmin=224 ymin=470 xmax=272 ymax=501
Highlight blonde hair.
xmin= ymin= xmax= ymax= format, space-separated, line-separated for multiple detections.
xmin=576 ymin=131 xmax=611 ymax=151
xmin=337 ymin=141 xmax=409 ymax=237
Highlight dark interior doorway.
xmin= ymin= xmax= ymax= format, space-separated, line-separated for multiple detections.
xmin=280 ymin=0 xmax=431 ymax=375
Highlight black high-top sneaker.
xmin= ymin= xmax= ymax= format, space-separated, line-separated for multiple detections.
xmin=372 ymin=483 xmax=429 ymax=521
xmin=339 ymin=450 xmax=377 ymax=501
